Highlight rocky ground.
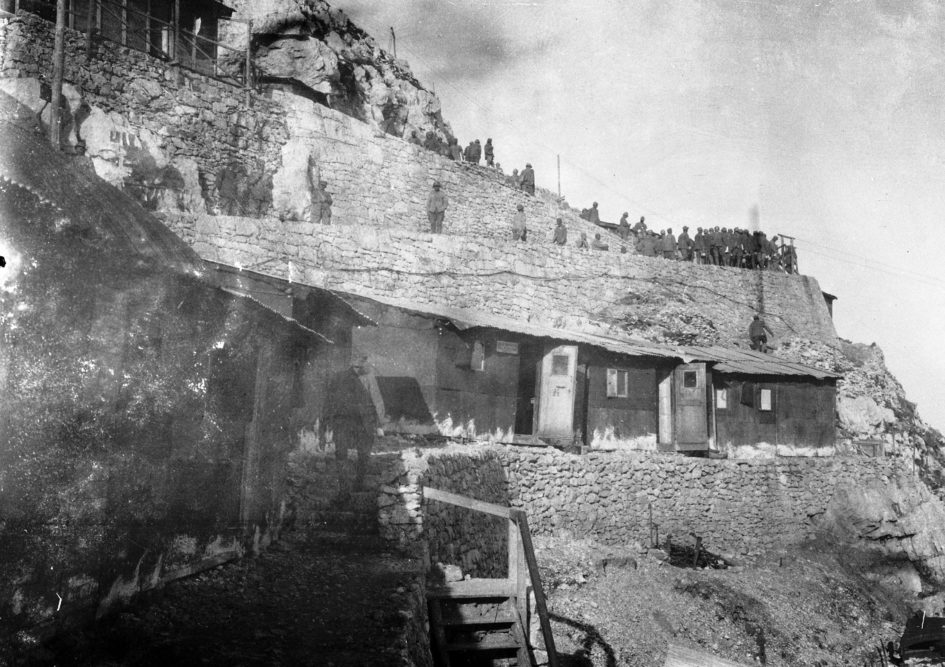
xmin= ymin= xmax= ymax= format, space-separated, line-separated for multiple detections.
xmin=5 ymin=532 xmax=427 ymax=667
xmin=536 ymin=536 xmax=915 ymax=667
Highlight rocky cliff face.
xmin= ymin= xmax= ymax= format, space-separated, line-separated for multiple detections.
xmin=221 ymin=0 xmax=454 ymax=144
xmin=768 ymin=335 xmax=945 ymax=495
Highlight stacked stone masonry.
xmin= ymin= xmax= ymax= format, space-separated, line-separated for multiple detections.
xmin=0 ymin=13 xmax=612 ymax=245
xmin=175 ymin=217 xmax=838 ymax=348
xmin=379 ymin=445 xmax=907 ymax=577
xmin=0 ymin=13 xmax=289 ymax=213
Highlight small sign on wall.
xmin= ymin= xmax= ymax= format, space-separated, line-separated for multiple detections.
xmin=496 ymin=340 xmax=519 ymax=355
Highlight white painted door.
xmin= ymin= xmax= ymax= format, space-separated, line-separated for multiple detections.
xmin=536 ymin=344 xmax=577 ymax=438
xmin=658 ymin=371 xmax=673 ymax=446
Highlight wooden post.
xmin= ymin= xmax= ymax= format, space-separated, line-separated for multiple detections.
xmin=49 ymin=0 xmax=67 ymax=149
xmin=511 ymin=510 xmax=558 ymax=667
xmin=120 ymin=0 xmax=126 ymax=46
xmin=171 ymin=0 xmax=178 ymax=62
xmin=244 ymin=19 xmax=253 ymax=103
xmin=85 ymin=0 xmax=95 ymax=58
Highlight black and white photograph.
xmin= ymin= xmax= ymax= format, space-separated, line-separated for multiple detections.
xmin=2 ymin=0 xmax=945 ymax=665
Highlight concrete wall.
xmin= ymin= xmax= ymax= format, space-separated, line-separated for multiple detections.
xmin=378 ymin=444 xmax=908 ymax=577
xmin=178 ymin=219 xmax=838 ymax=349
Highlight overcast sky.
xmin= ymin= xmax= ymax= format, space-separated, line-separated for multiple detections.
xmin=336 ymin=0 xmax=945 ymax=433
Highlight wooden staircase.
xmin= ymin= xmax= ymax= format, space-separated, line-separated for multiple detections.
xmin=424 ymin=488 xmax=559 ymax=667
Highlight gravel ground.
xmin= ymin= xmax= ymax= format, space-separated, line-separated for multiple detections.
xmin=535 ymin=536 xmax=913 ymax=667
xmin=12 ymin=532 xmax=425 ymax=667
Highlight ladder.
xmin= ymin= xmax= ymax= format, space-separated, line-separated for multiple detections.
xmin=423 ymin=487 xmax=559 ymax=667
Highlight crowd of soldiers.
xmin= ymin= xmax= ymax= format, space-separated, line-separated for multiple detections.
xmin=616 ymin=219 xmax=798 ymax=273
xmin=409 ymin=130 xmax=537 ymax=195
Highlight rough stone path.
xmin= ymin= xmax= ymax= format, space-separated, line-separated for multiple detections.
xmin=39 ymin=532 xmax=426 ymax=666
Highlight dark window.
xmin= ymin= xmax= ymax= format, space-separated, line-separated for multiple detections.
xmin=684 ymin=371 xmax=697 ymax=388
xmin=551 ymin=354 xmax=570 ymax=376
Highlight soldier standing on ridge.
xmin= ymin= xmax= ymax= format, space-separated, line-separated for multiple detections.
xmin=586 ymin=202 xmax=601 ymax=224
xmin=520 ymin=163 xmax=535 ymax=195
xmin=661 ymin=228 xmax=676 ymax=260
xmin=484 ymin=138 xmax=494 ymax=167
xmin=512 ymin=203 xmax=527 ymax=241
xmin=448 ymin=138 xmax=462 ymax=161
xmin=618 ymin=212 xmax=630 ymax=240
xmin=632 ymin=216 xmax=647 ymax=236
xmin=693 ymin=227 xmax=706 ymax=264
xmin=427 ymin=181 xmax=448 ymax=233
xmin=677 ymin=226 xmax=693 ymax=261
xmin=552 ymin=217 xmax=567 ymax=245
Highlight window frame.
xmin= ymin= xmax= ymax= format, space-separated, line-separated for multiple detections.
xmin=606 ymin=368 xmax=629 ymax=398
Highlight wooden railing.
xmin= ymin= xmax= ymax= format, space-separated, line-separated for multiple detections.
xmin=423 ymin=486 xmax=559 ymax=667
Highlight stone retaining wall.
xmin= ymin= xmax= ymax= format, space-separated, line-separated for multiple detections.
xmin=176 ymin=216 xmax=838 ymax=347
xmin=379 ymin=444 xmax=908 ymax=577
xmin=0 ymin=13 xmax=288 ymax=214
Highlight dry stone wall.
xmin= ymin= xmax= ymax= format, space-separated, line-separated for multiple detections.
xmin=172 ymin=215 xmax=838 ymax=347
xmin=379 ymin=444 xmax=913 ymax=578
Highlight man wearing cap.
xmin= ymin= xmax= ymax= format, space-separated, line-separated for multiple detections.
xmin=484 ymin=138 xmax=495 ymax=167
xmin=552 ymin=218 xmax=567 ymax=245
xmin=661 ymin=227 xmax=677 ymax=260
xmin=748 ymin=314 xmax=774 ymax=353
xmin=677 ymin=226 xmax=693 ymax=261
xmin=586 ymin=202 xmax=601 ymax=224
xmin=591 ymin=232 xmax=609 ymax=251
xmin=427 ymin=181 xmax=448 ymax=233
xmin=512 ymin=203 xmax=527 ymax=241
xmin=617 ymin=212 xmax=630 ymax=240
xmin=632 ymin=216 xmax=647 ymax=236
xmin=693 ymin=227 xmax=707 ymax=264
xmin=311 ymin=178 xmax=333 ymax=224
xmin=520 ymin=163 xmax=535 ymax=195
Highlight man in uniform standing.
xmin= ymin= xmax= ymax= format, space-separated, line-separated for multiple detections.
xmin=661 ymin=228 xmax=677 ymax=260
xmin=520 ymin=163 xmax=535 ymax=195
xmin=511 ymin=203 xmax=527 ymax=241
xmin=617 ymin=212 xmax=631 ymax=240
xmin=677 ymin=226 xmax=693 ymax=261
xmin=427 ymin=181 xmax=448 ymax=233
xmin=552 ymin=217 xmax=567 ymax=245
xmin=311 ymin=179 xmax=333 ymax=225
xmin=748 ymin=315 xmax=775 ymax=353
xmin=484 ymin=138 xmax=495 ymax=167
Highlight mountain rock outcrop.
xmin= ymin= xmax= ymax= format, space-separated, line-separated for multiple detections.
xmin=221 ymin=0 xmax=454 ymax=144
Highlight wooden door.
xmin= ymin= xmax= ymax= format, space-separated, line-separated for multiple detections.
xmin=674 ymin=363 xmax=709 ymax=450
xmin=536 ymin=344 xmax=577 ymax=438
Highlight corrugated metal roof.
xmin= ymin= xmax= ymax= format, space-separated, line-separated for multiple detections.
xmin=332 ymin=292 xmax=838 ymax=379
xmin=679 ymin=345 xmax=838 ymax=379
